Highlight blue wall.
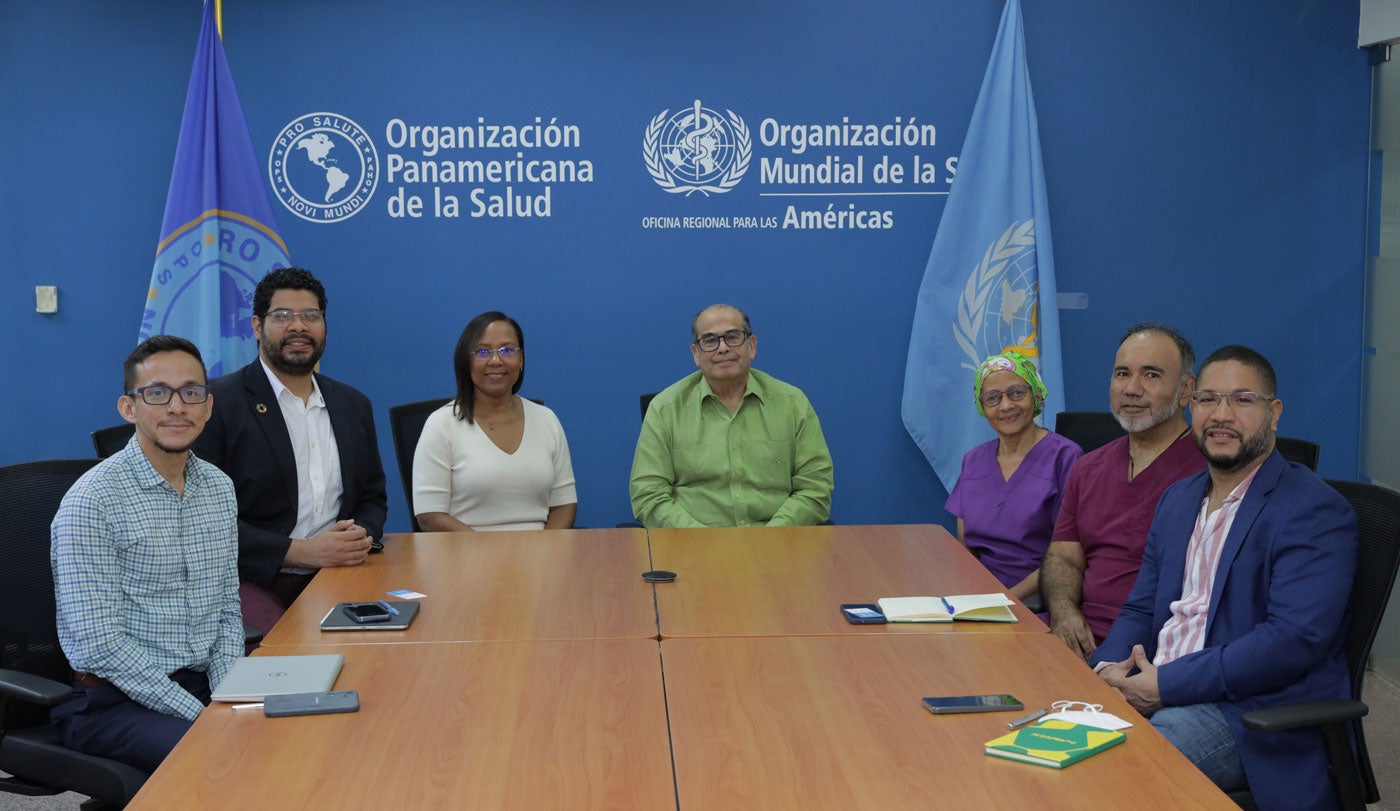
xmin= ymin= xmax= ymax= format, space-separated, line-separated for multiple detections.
xmin=0 ymin=1 xmax=1370 ymax=533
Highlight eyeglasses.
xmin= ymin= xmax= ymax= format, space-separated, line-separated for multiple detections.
xmin=1189 ymin=390 xmax=1276 ymax=409
xmin=980 ymin=383 xmax=1031 ymax=408
xmin=473 ymin=346 xmax=520 ymax=362
xmin=127 ymin=385 xmax=210 ymax=405
xmin=694 ymin=329 xmax=752 ymax=352
xmin=264 ymin=308 xmax=324 ymax=326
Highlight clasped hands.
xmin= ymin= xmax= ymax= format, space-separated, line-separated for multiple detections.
xmin=1097 ymin=644 xmax=1162 ymax=717
xmin=284 ymin=519 xmax=374 ymax=569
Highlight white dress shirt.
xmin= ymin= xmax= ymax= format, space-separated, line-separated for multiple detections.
xmin=260 ymin=359 xmax=343 ymax=573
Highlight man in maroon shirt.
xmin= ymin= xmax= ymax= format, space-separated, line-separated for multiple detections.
xmin=1040 ymin=323 xmax=1207 ymax=661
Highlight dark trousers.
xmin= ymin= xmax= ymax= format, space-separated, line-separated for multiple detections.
xmin=50 ymin=669 xmax=211 ymax=774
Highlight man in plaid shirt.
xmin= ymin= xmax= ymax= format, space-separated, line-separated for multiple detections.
xmin=50 ymin=335 xmax=242 ymax=772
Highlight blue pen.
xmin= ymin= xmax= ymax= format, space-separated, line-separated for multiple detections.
xmin=941 ymin=597 xmax=955 ymax=616
xmin=376 ymin=599 xmax=400 ymax=616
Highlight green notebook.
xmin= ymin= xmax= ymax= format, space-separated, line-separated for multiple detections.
xmin=984 ymin=720 xmax=1126 ymax=769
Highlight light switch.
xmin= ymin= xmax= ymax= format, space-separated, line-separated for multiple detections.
xmin=1057 ymin=292 xmax=1088 ymax=310
xmin=36 ymin=285 xmax=58 ymax=314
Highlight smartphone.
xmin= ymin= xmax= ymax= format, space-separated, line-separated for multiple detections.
xmin=921 ymin=694 xmax=1024 ymax=714
xmin=342 ymin=603 xmax=392 ymax=623
xmin=264 ymin=690 xmax=360 ymax=717
xmin=840 ymin=603 xmax=887 ymax=624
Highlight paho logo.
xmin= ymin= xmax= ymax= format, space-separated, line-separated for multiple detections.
xmin=643 ymin=100 xmax=751 ymax=196
xmin=269 ymin=112 xmax=379 ymax=223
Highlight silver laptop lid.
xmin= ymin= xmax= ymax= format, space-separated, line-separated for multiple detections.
xmin=210 ymin=654 xmax=345 ymax=702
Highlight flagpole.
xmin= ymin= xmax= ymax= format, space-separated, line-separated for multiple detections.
xmin=215 ymin=0 xmax=223 ymax=39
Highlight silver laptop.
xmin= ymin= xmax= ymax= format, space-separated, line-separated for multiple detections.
xmin=210 ymin=654 xmax=345 ymax=702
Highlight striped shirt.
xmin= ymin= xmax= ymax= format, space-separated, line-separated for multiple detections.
xmin=1154 ymin=465 xmax=1262 ymax=666
xmin=51 ymin=436 xmax=243 ymax=721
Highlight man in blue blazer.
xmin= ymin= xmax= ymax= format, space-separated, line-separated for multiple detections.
xmin=193 ymin=268 xmax=387 ymax=633
xmin=1092 ymin=345 xmax=1356 ymax=811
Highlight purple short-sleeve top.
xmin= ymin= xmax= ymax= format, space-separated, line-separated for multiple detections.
xmin=946 ymin=431 xmax=1083 ymax=590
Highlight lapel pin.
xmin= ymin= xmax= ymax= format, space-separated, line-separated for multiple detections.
xmin=256 ymin=403 xmax=268 ymax=414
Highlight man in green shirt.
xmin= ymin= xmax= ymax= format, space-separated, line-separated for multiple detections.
xmin=629 ymin=304 xmax=834 ymax=527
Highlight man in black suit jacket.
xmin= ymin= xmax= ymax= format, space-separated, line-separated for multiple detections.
xmin=193 ymin=268 xmax=387 ymax=632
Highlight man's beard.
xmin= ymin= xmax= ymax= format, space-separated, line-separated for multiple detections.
xmin=1113 ymin=394 xmax=1179 ymax=433
xmin=147 ymin=420 xmax=199 ymax=454
xmin=261 ymin=333 xmax=324 ymax=375
xmin=1195 ymin=423 xmax=1273 ymax=473
xmin=154 ymin=437 xmax=196 ymax=454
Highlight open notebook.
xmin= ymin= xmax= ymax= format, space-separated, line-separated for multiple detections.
xmin=876 ymin=593 xmax=1017 ymax=623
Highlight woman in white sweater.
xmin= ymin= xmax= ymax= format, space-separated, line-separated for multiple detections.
xmin=412 ymin=311 xmax=577 ymax=531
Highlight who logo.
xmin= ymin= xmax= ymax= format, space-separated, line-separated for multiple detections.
xmin=643 ymin=100 xmax=751 ymax=196
xmin=954 ymin=220 xmax=1044 ymax=369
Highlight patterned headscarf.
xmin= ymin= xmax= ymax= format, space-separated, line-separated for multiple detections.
xmin=973 ymin=351 xmax=1046 ymax=417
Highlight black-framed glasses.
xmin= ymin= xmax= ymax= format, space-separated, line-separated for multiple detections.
xmin=264 ymin=308 xmax=324 ymax=326
xmin=127 ymin=385 xmax=210 ymax=405
xmin=979 ymin=383 xmax=1031 ymax=408
xmin=1189 ymin=390 xmax=1276 ymax=409
xmin=473 ymin=346 xmax=520 ymax=362
xmin=694 ymin=329 xmax=752 ymax=352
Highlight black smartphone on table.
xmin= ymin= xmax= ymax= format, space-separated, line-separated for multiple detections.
xmin=264 ymin=690 xmax=361 ymax=717
xmin=342 ymin=603 xmax=392 ymax=624
xmin=840 ymin=603 xmax=887 ymax=624
xmin=921 ymin=694 xmax=1024 ymax=714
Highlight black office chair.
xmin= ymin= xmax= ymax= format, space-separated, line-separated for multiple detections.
xmin=0 ymin=458 xmax=151 ymax=806
xmin=387 ymin=398 xmax=453 ymax=532
xmin=1227 ymin=479 xmax=1400 ymax=810
xmin=617 ymin=393 xmax=663 ymax=527
xmin=1053 ymin=411 xmax=1125 ymax=454
xmin=90 ymin=424 xmax=135 ymax=459
xmin=1276 ymin=437 xmax=1321 ymax=472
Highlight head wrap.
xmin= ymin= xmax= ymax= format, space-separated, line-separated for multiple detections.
xmin=973 ymin=351 xmax=1046 ymax=417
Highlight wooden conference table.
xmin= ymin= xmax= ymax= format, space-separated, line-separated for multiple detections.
xmin=261 ymin=527 xmax=659 ymax=645
xmin=665 ymin=633 xmax=1233 ymax=810
xmin=128 ymin=640 xmax=674 ymax=809
xmin=263 ymin=524 xmax=1042 ymax=647
xmin=648 ymin=523 xmax=1043 ymax=637
xmin=130 ymin=525 xmax=1234 ymax=809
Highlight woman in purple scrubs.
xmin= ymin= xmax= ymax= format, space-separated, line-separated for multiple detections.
xmin=945 ymin=352 xmax=1082 ymax=601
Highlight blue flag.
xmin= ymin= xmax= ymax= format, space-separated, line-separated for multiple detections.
xmin=138 ymin=1 xmax=289 ymax=377
xmin=901 ymin=0 xmax=1064 ymax=493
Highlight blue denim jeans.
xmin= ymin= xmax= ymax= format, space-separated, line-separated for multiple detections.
xmin=1151 ymin=703 xmax=1246 ymax=791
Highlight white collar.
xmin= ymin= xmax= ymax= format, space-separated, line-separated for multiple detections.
xmin=259 ymin=357 xmax=324 ymax=406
